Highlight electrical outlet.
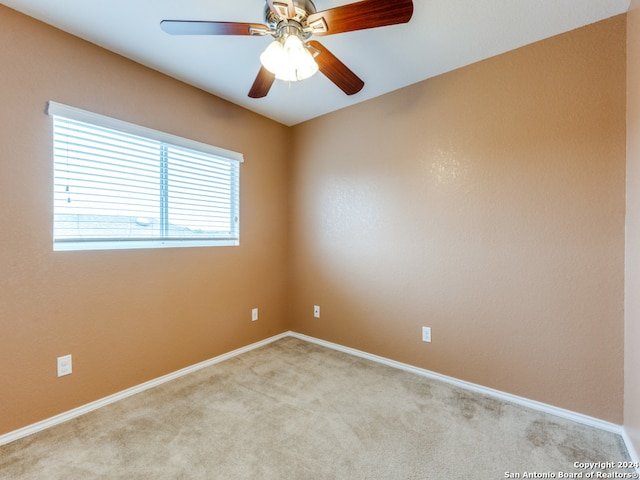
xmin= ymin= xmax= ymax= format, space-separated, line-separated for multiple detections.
xmin=57 ymin=354 xmax=72 ymax=377
xmin=252 ymin=308 xmax=258 ymax=321
xmin=422 ymin=327 xmax=432 ymax=343
xmin=313 ymin=305 xmax=320 ymax=318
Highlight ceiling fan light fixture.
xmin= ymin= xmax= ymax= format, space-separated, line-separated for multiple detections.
xmin=260 ymin=32 xmax=318 ymax=82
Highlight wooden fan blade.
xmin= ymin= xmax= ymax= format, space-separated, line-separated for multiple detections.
xmin=307 ymin=40 xmax=364 ymax=96
xmin=248 ymin=67 xmax=276 ymax=98
xmin=160 ymin=20 xmax=269 ymax=36
xmin=267 ymin=0 xmax=296 ymax=19
xmin=307 ymin=0 xmax=413 ymax=36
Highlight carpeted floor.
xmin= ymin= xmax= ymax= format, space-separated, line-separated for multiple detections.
xmin=0 ymin=337 xmax=633 ymax=479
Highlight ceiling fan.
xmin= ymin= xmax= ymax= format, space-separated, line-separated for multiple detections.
xmin=160 ymin=0 xmax=414 ymax=99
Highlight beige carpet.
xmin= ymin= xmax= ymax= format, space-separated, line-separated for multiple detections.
xmin=0 ymin=337 xmax=633 ymax=479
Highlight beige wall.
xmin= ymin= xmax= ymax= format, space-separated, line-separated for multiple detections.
xmin=0 ymin=5 xmax=290 ymax=435
xmin=626 ymin=0 xmax=640 ymax=457
xmin=290 ymin=15 xmax=627 ymax=423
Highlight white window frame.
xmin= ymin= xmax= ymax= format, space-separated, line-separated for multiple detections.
xmin=47 ymin=101 xmax=243 ymax=251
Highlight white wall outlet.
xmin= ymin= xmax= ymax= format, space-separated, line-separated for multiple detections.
xmin=422 ymin=327 xmax=432 ymax=343
xmin=313 ymin=305 xmax=320 ymax=318
xmin=251 ymin=308 xmax=258 ymax=321
xmin=57 ymin=354 xmax=72 ymax=377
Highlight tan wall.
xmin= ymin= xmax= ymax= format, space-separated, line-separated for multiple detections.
xmin=626 ymin=0 xmax=640 ymax=456
xmin=0 ymin=6 xmax=290 ymax=435
xmin=290 ymin=15 xmax=627 ymax=423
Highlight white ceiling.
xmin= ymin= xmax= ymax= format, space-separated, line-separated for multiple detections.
xmin=2 ymin=0 xmax=631 ymax=126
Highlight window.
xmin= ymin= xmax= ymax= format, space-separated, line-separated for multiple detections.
xmin=47 ymin=102 xmax=242 ymax=251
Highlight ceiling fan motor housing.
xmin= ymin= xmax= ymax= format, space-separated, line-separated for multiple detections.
xmin=264 ymin=0 xmax=317 ymax=37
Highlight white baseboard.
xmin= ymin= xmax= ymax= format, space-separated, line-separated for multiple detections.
xmin=288 ymin=332 xmax=640 ymax=467
xmin=621 ymin=428 xmax=640 ymax=475
xmin=1 ymin=329 xmax=637 ymax=469
xmin=288 ymin=332 xmax=623 ymax=433
xmin=0 ymin=332 xmax=290 ymax=447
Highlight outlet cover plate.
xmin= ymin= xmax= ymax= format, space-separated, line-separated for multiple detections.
xmin=313 ymin=305 xmax=320 ymax=318
xmin=57 ymin=354 xmax=72 ymax=377
xmin=422 ymin=327 xmax=432 ymax=343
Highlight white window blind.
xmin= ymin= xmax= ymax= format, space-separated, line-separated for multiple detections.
xmin=47 ymin=101 xmax=243 ymax=251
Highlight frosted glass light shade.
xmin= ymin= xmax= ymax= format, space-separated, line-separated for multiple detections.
xmin=260 ymin=35 xmax=318 ymax=82
xmin=260 ymin=40 xmax=285 ymax=74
